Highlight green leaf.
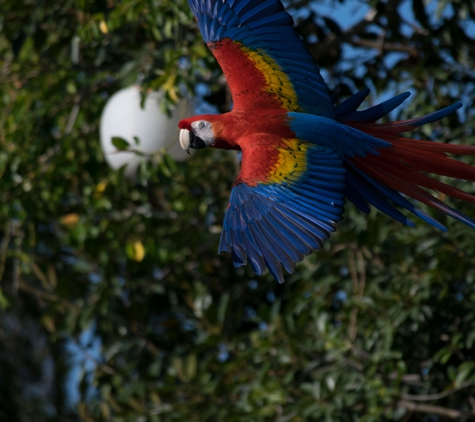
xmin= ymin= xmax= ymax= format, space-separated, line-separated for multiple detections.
xmin=0 ymin=288 xmax=9 ymax=309
xmin=111 ymin=136 xmax=130 ymax=150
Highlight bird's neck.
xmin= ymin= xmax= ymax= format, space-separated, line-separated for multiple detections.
xmin=211 ymin=108 xmax=294 ymax=150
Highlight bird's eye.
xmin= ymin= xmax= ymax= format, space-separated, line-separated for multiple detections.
xmin=198 ymin=121 xmax=205 ymax=129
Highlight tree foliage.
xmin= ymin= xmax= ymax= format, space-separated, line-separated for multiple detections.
xmin=1 ymin=0 xmax=475 ymax=421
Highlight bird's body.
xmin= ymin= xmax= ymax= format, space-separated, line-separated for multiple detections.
xmin=179 ymin=0 xmax=475 ymax=282
xmin=185 ymin=108 xmax=292 ymax=150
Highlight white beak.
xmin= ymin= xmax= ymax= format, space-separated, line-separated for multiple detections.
xmin=179 ymin=129 xmax=191 ymax=154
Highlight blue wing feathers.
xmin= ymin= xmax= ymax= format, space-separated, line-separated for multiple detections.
xmin=311 ymin=157 xmax=343 ymax=166
xmin=339 ymin=92 xmax=411 ymax=122
xmin=279 ymin=196 xmax=339 ymax=227
xmin=246 ymin=13 xmax=293 ymax=30
xmin=203 ymin=15 xmax=212 ymax=41
xmin=240 ymin=202 xmax=253 ymax=225
xmin=304 ymin=176 xmax=346 ymax=190
xmin=216 ymin=4 xmax=227 ymax=20
xmin=219 ymin=143 xmax=346 ymax=281
xmin=251 ymin=194 xmax=273 ymax=216
xmin=243 ymin=226 xmax=262 ymax=257
xmin=346 ymin=166 xmax=416 ymax=226
xmin=219 ymin=229 xmax=233 ymax=252
xmin=264 ymin=184 xmax=342 ymax=218
xmin=272 ymin=209 xmax=320 ymax=249
xmin=293 ymin=184 xmax=344 ymax=204
xmin=259 ymin=218 xmax=302 ymax=263
xmin=219 ymin=8 xmax=234 ymax=24
xmin=273 ymin=208 xmax=324 ymax=250
xmin=243 ymin=200 xmax=260 ymax=223
xmin=231 ymin=250 xmax=245 ymax=266
xmin=335 ymin=90 xmax=462 ymax=127
xmin=212 ymin=0 xmax=219 ymax=16
xmin=279 ymin=206 xmax=330 ymax=240
xmin=307 ymin=188 xmax=345 ymax=205
xmin=288 ymin=113 xmax=391 ymax=157
xmin=283 ymin=188 xmax=343 ymax=218
xmin=188 ymin=0 xmax=335 ymax=116
xmin=233 ymin=230 xmax=248 ymax=261
xmin=232 ymin=0 xmax=254 ymax=15
xmin=346 ymin=163 xmax=450 ymax=230
xmin=213 ymin=24 xmax=226 ymax=40
xmin=242 ymin=234 xmax=266 ymax=274
xmin=266 ymin=212 xmax=312 ymax=255
xmin=240 ymin=1 xmax=283 ymax=24
xmin=395 ymin=103 xmax=463 ymax=130
xmin=335 ymin=88 xmax=370 ymax=116
xmin=250 ymin=224 xmax=286 ymax=279
xmin=307 ymin=165 xmax=345 ymax=175
xmin=230 ymin=236 xmax=247 ymax=263
xmin=235 ymin=184 xmax=250 ymax=203
xmin=345 ymin=177 xmax=371 ymax=214
xmin=284 ymin=202 xmax=338 ymax=233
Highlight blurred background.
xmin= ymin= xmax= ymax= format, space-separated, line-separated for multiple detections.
xmin=1 ymin=0 xmax=475 ymax=420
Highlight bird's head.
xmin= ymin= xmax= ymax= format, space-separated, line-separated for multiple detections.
xmin=179 ymin=116 xmax=219 ymax=154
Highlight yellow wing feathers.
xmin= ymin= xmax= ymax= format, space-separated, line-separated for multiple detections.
xmin=267 ymin=139 xmax=310 ymax=184
xmin=241 ymin=46 xmax=301 ymax=112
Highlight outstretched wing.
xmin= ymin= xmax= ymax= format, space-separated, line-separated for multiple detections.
xmin=188 ymin=0 xmax=335 ymax=117
xmin=218 ymin=135 xmax=346 ymax=282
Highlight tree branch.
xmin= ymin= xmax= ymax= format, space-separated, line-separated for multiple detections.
xmin=402 ymin=381 xmax=475 ymax=402
xmin=397 ymin=400 xmax=475 ymax=419
xmin=348 ymin=38 xmax=419 ymax=56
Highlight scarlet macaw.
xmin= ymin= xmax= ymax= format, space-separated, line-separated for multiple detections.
xmin=179 ymin=0 xmax=475 ymax=283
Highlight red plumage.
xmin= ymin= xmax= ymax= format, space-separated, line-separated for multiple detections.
xmin=349 ymin=121 xmax=475 ymax=216
xmin=209 ymin=40 xmax=283 ymax=110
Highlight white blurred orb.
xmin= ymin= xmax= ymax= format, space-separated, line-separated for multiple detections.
xmin=100 ymin=86 xmax=194 ymax=178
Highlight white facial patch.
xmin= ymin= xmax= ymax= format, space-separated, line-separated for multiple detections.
xmin=191 ymin=120 xmax=214 ymax=145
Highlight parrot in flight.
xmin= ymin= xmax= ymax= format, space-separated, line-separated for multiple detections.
xmin=178 ymin=0 xmax=475 ymax=283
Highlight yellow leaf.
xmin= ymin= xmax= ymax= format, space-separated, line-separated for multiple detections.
xmin=132 ymin=241 xmax=145 ymax=262
xmin=101 ymin=403 xmax=110 ymax=420
xmin=99 ymin=19 xmax=108 ymax=34
xmin=168 ymin=87 xmax=179 ymax=102
xmin=41 ymin=315 xmax=56 ymax=333
xmin=60 ymin=213 xmax=80 ymax=228
xmin=162 ymin=74 xmax=179 ymax=102
xmin=47 ymin=264 xmax=57 ymax=289
xmin=173 ymin=357 xmax=187 ymax=382
xmin=94 ymin=180 xmax=108 ymax=195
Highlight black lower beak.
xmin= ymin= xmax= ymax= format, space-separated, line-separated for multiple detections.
xmin=189 ymin=131 xmax=207 ymax=149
